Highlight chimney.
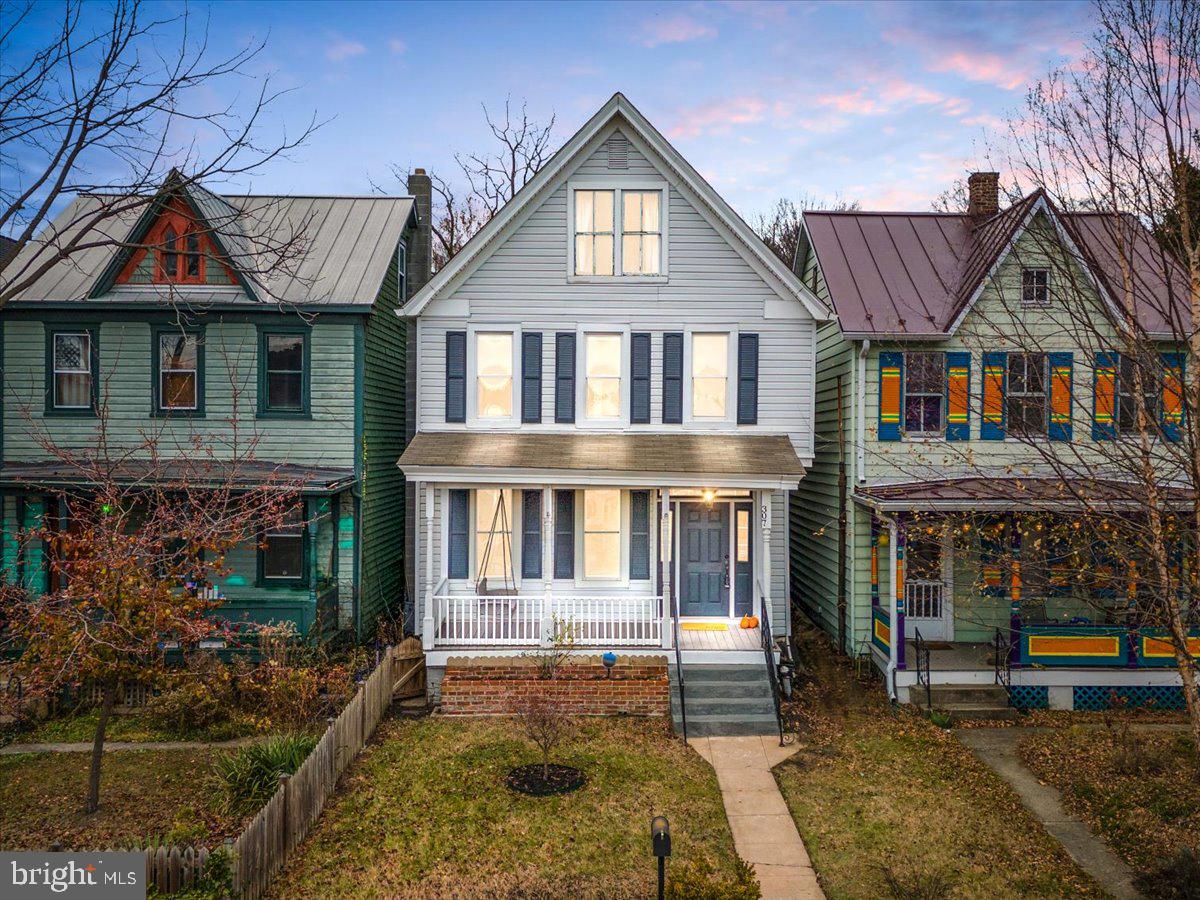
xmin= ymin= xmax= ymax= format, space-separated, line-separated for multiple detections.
xmin=967 ymin=171 xmax=1000 ymax=218
xmin=406 ymin=168 xmax=433 ymax=294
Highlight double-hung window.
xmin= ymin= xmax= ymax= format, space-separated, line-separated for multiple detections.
xmin=474 ymin=488 xmax=515 ymax=581
xmin=1021 ymin=268 xmax=1050 ymax=307
xmin=261 ymin=505 xmax=305 ymax=584
xmin=622 ymin=191 xmax=661 ymax=275
xmin=691 ymin=332 xmax=730 ymax=419
xmin=574 ymin=190 xmax=615 ymax=276
xmin=155 ymin=329 xmax=202 ymax=413
xmin=259 ymin=329 xmax=309 ymax=417
xmin=50 ymin=330 xmax=96 ymax=412
xmin=1117 ymin=353 xmax=1159 ymax=434
xmin=582 ymin=488 xmax=621 ymax=580
xmin=1006 ymin=352 xmax=1048 ymax=436
xmin=475 ymin=331 xmax=515 ymax=420
xmin=584 ymin=333 xmax=623 ymax=420
xmin=904 ymin=352 xmax=944 ymax=435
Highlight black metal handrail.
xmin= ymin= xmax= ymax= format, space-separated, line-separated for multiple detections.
xmin=993 ymin=627 xmax=1012 ymax=689
xmin=758 ymin=606 xmax=786 ymax=746
xmin=913 ymin=626 xmax=932 ymax=711
xmin=670 ymin=592 xmax=687 ymax=741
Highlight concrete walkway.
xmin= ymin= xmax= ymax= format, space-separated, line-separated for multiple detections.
xmin=1 ymin=737 xmax=259 ymax=755
xmin=956 ymin=728 xmax=1141 ymax=900
xmin=690 ymin=735 xmax=824 ymax=900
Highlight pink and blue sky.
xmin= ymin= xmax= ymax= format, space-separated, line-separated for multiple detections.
xmin=12 ymin=0 xmax=1095 ymax=217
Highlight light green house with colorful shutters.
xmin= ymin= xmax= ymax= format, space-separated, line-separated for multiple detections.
xmin=791 ymin=173 xmax=1198 ymax=712
xmin=0 ymin=170 xmax=432 ymax=640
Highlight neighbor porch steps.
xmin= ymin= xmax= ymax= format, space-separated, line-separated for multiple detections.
xmin=923 ymin=684 xmax=1019 ymax=721
xmin=669 ymin=662 xmax=779 ymax=737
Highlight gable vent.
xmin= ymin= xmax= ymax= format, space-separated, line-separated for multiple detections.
xmin=606 ymin=137 xmax=630 ymax=170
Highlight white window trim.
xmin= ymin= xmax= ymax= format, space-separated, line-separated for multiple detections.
xmin=683 ymin=325 xmax=739 ymax=429
xmin=566 ymin=176 xmax=669 ymax=284
xmin=1020 ymin=267 xmax=1052 ymax=308
xmin=901 ymin=350 xmax=946 ymax=439
xmin=573 ymin=488 xmax=630 ymax=587
xmin=576 ymin=325 xmax=631 ymax=428
xmin=466 ymin=324 xmax=521 ymax=428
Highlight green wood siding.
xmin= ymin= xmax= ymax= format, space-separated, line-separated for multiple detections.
xmin=359 ymin=251 xmax=407 ymax=638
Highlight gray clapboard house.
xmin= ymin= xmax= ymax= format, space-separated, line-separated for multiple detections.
xmin=0 ymin=170 xmax=432 ymax=640
xmin=398 ymin=93 xmax=830 ymax=733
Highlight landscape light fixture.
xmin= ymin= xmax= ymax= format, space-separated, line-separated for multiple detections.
xmin=602 ymin=650 xmax=617 ymax=678
xmin=651 ymin=815 xmax=671 ymax=900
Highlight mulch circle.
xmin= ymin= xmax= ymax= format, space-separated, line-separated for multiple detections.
xmin=505 ymin=763 xmax=587 ymax=796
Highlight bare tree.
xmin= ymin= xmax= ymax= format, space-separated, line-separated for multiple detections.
xmin=753 ymin=194 xmax=859 ymax=267
xmin=513 ymin=692 xmax=573 ymax=783
xmin=380 ymin=99 xmax=555 ymax=270
xmin=0 ymin=0 xmax=320 ymax=307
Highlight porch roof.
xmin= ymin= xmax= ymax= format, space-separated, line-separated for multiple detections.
xmin=854 ymin=476 xmax=1193 ymax=512
xmin=0 ymin=460 xmax=357 ymax=494
xmin=398 ymin=431 xmax=806 ymax=489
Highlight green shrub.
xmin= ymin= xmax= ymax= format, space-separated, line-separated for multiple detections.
xmin=143 ymin=681 xmax=231 ymax=737
xmin=928 ymin=709 xmax=954 ymax=730
xmin=214 ymin=733 xmax=317 ymax=815
xmin=1135 ymin=846 xmax=1200 ymax=900
xmin=665 ymin=857 xmax=759 ymax=899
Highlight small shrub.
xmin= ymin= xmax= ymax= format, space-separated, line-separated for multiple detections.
xmin=1135 ymin=846 xmax=1200 ymax=900
xmin=143 ymin=680 xmax=231 ymax=736
xmin=928 ymin=709 xmax=954 ymax=729
xmin=665 ymin=857 xmax=759 ymax=900
xmin=874 ymin=862 xmax=958 ymax=899
xmin=214 ymin=733 xmax=317 ymax=815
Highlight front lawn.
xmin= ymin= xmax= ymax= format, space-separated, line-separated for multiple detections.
xmin=12 ymin=708 xmax=258 ymax=745
xmin=774 ymin=628 xmax=1103 ymax=898
xmin=1019 ymin=725 xmax=1199 ymax=877
xmin=272 ymin=716 xmax=747 ymax=898
xmin=0 ymin=748 xmax=242 ymax=850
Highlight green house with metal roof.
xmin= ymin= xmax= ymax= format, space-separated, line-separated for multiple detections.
xmin=0 ymin=170 xmax=432 ymax=640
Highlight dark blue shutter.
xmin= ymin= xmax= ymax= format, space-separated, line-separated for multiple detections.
xmin=521 ymin=489 xmax=542 ymax=579
xmin=1161 ymin=351 xmax=1185 ymax=442
xmin=445 ymin=331 xmax=466 ymax=423
xmin=631 ymin=332 xmax=651 ymax=424
xmin=553 ymin=490 xmax=574 ymax=579
xmin=662 ymin=332 xmax=683 ymax=424
xmin=555 ymin=332 xmax=576 ymax=423
xmin=1092 ymin=351 xmax=1118 ymax=441
xmin=1047 ymin=351 xmax=1073 ymax=442
xmin=521 ymin=332 xmax=542 ymax=423
xmin=878 ymin=351 xmax=903 ymax=441
xmin=737 ymin=333 xmax=759 ymax=425
xmin=630 ymin=490 xmax=650 ymax=580
xmin=945 ymin=351 xmax=970 ymax=441
xmin=448 ymin=489 xmax=469 ymax=578
xmin=981 ymin=351 xmax=1007 ymax=441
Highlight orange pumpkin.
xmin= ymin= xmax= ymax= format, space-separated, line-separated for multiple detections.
xmin=739 ymin=615 xmax=759 ymax=629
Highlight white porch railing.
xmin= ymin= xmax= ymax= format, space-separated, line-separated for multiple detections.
xmin=905 ymin=580 xmax=945 ymax=619
xmin=431 ymin=594 xmax=663 ymax=647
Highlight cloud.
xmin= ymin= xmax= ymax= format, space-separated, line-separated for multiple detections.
xmin=815 ymin=77 xmax=970 ymax=119
xmin=388 ymin=38 xmax=407 ymax=55
xmin=667 ymin=96 xmax=767 ymax=139
xmin=325 ymin=37 xmax=366 ymax=62
xmin=931 ymin=50 xmax=1029 ymax=91
xmin=637 ymin=14 xmax=716 ymax=48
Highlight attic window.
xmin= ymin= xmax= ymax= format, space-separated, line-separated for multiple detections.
xmin=153 ymin=215 xmax=206 ymax=284
xmin=1021 ymin=268 xmax=1050 ymax=307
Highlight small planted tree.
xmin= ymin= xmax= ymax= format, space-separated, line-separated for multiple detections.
xmin=513 ymin=692 xmax=572 ymax=785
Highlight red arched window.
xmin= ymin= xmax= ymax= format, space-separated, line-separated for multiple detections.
xmin=160 ymin=225 xmax=178 ymax=280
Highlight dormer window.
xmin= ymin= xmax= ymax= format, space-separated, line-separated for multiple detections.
xmin=569 ymin=180 xmax=668 ymax=280
xmin=161 ymin=226 xmax=178 ymax=280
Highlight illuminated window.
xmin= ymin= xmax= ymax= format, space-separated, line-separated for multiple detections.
xmin=736 ymin=508 xmax=750 ymax=563
xmin=474 ymin=489 xmax=515 ymax=581
xmin=158 ymin=332 xmax=199 ymax=411
xmin=582 ymin=489 xmax=621 ymax=579
xmin=691 ymin=333 xmax=729 ymax=418
xmin=574 ymin=190 xmax=615 ymax=276
xmin=622 ymin=191 xmax=661 ymax=275
xmin=475 ymin=332 xmax=514 ymax=419
xmin=585 ymin=333 xmax=622 ymax=419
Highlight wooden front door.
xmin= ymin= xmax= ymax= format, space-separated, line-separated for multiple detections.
xmin=679 ymin=503 xmax=730 ymax=617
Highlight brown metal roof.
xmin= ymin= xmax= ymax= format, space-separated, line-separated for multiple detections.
xmin=804 ymin=192 xmax=1188 ymax=337
xmin=0 ymin=460 xmax=356 ymax=494
xmin=398 ymin=432 xmax=806 ymax=480
xmin=855 ymin=476 xmax=1192 ymax=510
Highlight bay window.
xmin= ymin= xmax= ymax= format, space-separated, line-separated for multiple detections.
xmin=584 ymin=333 xmax=623 ymax=420
xmin=691 ymin=332 xmax=729 ymax=418
xmin=475 ymin=331 xmax=514 ymax=419
xmin=582 ymin=488 xmax=621 ymax=580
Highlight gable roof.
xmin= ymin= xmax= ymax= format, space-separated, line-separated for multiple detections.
xmin=2 ymin=175 xmax=416 ymax=308
xmin=401 ymin=92 xmax=829 ymax=321
xmin=803 ymin=190 xmax=1188 ymax=338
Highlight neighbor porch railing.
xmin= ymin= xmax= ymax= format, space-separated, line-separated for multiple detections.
xmin=905 ymin=580 xmax=945 ymax=619
xmin=431 ymin=594 xmax=664 ymax=647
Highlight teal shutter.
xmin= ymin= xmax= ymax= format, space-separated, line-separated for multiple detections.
xmin=1047 ymin=351 xmax=1073 ymax=442
xmin=553 ymin=490 xmax=574 ymax=579
xmin=521 ymin=332 xmax=542 ymax=423
xmin=878 ymin=351 xmax=903 ymax=441
xmin=945 ymin=351 xmax=970 ymax=441
xmin=1092 ymin=351 xmax=1118 ymax=440
xmin=630 ymin=491 xmax=650 ymax=580
xmin=521 ymin=490 xmax=542 ymax=579
xmin=737 ymin=333 xmax=759 ymax=425
xmin=445 ymin=331 xmax=466 ymax=423
xmin=554 ymin=333 xmax=575 ymax=423
xmin=1161 ymin=351 xmax=1185 ymax=442
xmin=448 ymin=489 xmax=469 ymax=578
xmin=981 ymin=351 xmax=1006 ymax=440
xmin=662 ymin=333 xmax=683 ymax=424
xmin=631 ymin=332 xmax=651 ymax=424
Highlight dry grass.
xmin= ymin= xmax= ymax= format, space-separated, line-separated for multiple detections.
xmin=1019 ymin=725 xmax=1200 ymax=875
xmin=271 ymin=716 xmax=743 ymax=899
xmin=0 ymin=749 xmax=241 ymax=850
xmin=773 ymin=627 xmax=1104 ymax=899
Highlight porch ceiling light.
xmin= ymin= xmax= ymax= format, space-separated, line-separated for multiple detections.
xmin=702 ymin=488 xmax=716 ymax=507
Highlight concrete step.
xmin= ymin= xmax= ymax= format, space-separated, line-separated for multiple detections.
xmin=673 ymin=696 xmax=778 ymax=717
xmin=926 ymin=684 xmax=1009 ymax=706
xmin=673 ymin=679 xmax=768 ymax=699
xmin=671 ymin=664 xmax=768 ymax=683
xmin=939 ymin=705 xmax=1021 ymax=722
xmin=676 ymin=714 xmax=780 ymax=737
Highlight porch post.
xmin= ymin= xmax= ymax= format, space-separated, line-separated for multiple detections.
xmin=761 ymin=491 xmax=773 ymax=631
xmin=895 ymin=516 xmax=906 ymax=670
xmin=887 ymin=519 xmax=899 ymax=675
xmin=1127 ymin=560 xmax=1140 ymax=669
xmin=541 ymin=486 xmax=553 ymax=648
xmin=870 ymin=518 xmax=879 ymax=609
xmin=421 ymin=483 xmax=436 ymax=650
xmin=660 ymin=488 xmax=672 ymax=649
xmin=1009 ymin=514 xmax=1021 ymax=667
